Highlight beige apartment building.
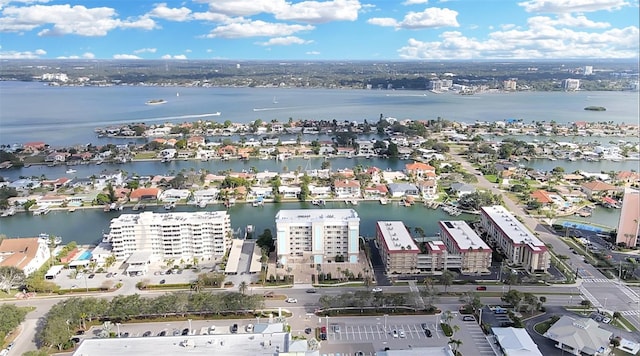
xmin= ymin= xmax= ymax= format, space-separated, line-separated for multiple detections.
xmin=439 ymin=220 xmax=492 ymax=274
xmin=375 ymin=221 xmax=420 ymax=274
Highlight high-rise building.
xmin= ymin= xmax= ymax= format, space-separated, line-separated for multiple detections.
xmin=275 ymin=209 xmax=359 ymax=266
xmin=439 ymin=221 xmax=492 ymax=274
xmin=428 ymin=80 xmax=443 ymax=91
xmin=480 ymin=206 xmax=550 ymax=273
xmin=108 ymin=211 xmax=232 ymax=261
xmin=503 ymin=79 xmax=517 ymax=91
xmin=616 ymin=188 xmax=640 ymax=248
xmin=584 ymin=66 xmax=593 ymax=75
xmin=563 ymin=79 xmax=580 ymax=91
xmin=375 ymin=221 xmax=420 ymax=274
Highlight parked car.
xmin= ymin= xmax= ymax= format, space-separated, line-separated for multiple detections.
xmin=181 ymin=328 xmax=189 ymax=336
xmin=320 ymin=333 xmax=327 ymax=340
xmin=158 ymin=330 xmax=167 ymax=336
xmin=603 ymin=317 xmax=611 ymax=324
xmin=320 ymin=326 xmax=327 ymax=334
xmin=399 ymin=330 xmax=406 ymax=338
xmin=6 ymin=343 xmax=14 ymax=350
xmin=333 ymin=324 xmax=341 ymax=333
xmin=246 ymin=324 xmax=254 ymax=332
xmin=285 ymin=298 xmax=297 ymax=303
xmin=231 ymin=324 xmax=238 ymax=333
xmin=88 ymin=274 xmax=95 ymax=279
xmin=209 ymin=325 xmax=216 ymax=333
xmin=392 ymin=330 xmax=398 ymax=338
xmin=142 ymin=331 xmax=152 ymax=337
xmin=463 ymin=315 xmax=476 ymax=321
xmin=372 ymin=287 xmax=382 ymax=292
xmin=304 ymin=327 xmax=312 ymax=335
xmin=425 ymin=329 xmax=432 ymax=337
xmin=159 ymin=279 xmax=166 ymax=284
xmin=476 ymin=286 xmax=487 ymax=291
xmin=306 ymin=289 xmax=317 ymax=293
xmin=70 ymin=337 xmax=80 ymax=344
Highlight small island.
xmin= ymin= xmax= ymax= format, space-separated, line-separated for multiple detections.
xmin=584 ymin=106 xmax=606 ymax=111
xmin=145 ymin=99 xmax=167 ymax=105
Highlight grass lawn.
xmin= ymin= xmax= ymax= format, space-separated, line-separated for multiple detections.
xmin=484 ymin=174 xmax=499 ymax=183
xmin=133 ymin=152 xmax=158 ymax=160
xmin=534 ymin=318 xmax=557 ymax=334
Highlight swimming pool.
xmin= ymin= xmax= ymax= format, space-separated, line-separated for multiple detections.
xmin=77 ymin=250 xmax=92 ymax=260
xmin=561 ymin=221 xmax=605 ymax=233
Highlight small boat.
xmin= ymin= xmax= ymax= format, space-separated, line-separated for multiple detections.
xmin=164 ymin=202 xmax=176 ymax=210
xmin=32 ymin=207 xmax=50 ymax=216
xmin=66 ymin=169 xmax=77 ymax=174
xmin=198 ymin=201 xmax=207 ymax=208
xmin=1 ymin=207 xmax=16 ymax=217
xmin=379 ymin=198 xmax=388 ymax=205
xmin=68 ymin=208 xmax=76 ymax=213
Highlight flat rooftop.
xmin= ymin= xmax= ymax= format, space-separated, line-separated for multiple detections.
xmin=377 ymin=221 xmax=419 ymax=252
xmin=440 ymin=221 xmax=491 ymax=252
xmin=111 ymin=211 xmax=229 ymax=225
xmin=481 ymin=205 xmax=545 ymax=251
xmin=275 ymin=209 xmax=359 ymax=222
xmin=74 ymin=332 xmax=291 ymax=356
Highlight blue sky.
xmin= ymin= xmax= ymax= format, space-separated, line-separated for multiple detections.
xmin=0 ymin=0 xmax=638 ymax=60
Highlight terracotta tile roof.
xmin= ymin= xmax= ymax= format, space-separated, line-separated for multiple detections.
xmin=405 ymin=162 xmax=435 ymax=172
xmin=130 ymin=187 xmax=160 ymax=199
xmin=334 ymin=179 xmax=360 ymax=188
xmin=581 ymin=180 xmax=616 ymax=191
xmin=530 ymin=190 xmax=553 ymax=204
xmin=0 ymin=238 xmax=40 ymax=270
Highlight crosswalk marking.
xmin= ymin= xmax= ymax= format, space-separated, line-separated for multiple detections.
xmin=620 ymin=310 xmax=640 ymax=316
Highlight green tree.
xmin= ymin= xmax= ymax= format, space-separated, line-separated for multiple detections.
xmin=41 ymin=317 xmax=72 ymax=350
xmin=0 ymin=304 xmax=28 ymax=341
xmin=257 ymin=229 xmax=275 ymax=252
xmin=239 ymin=281 xmax=248 ymax=295
xmin=440 ymin=270 xmax=456 ymax=293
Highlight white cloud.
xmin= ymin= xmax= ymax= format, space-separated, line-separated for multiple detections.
xmin=398 ymin=24 xmax=639 ymax=59
xmin=113 ymin=54 xmax=141 ymax=59
xmin=367 ymin=17 xmax=398 ymax=27
xmin=133 ymin=47 xmax=157 ymax=54
xmin=56 ymin=52 xmax=94 ymax=59
xmin=148 ymin=3 xmax=192 ymax=22
xmin=0 ymin=4 xmax=156 ymax=35
xmin=205 ymin=19 xmax=314 ymax=38
xmin=0 ymin=48 xmax=45 ymax=59
xmin=275 ymin=0 xmax=361 ymax=23
xmin=402 ymin=0 xmax=429 ymax=4
xmin=369 ymin=7 xmax=459 ymax=29
xmin=161 ymin=54 xmax=187 ymax=59
xmin=0 ymin=0 xmax=48 ymax=10
xmin=528 ymin=14 xmax=611 ymax=29
xmin=256 ymin=36 xmax=313 ymax=46
xmin=194 ymin=0 xmax=360 ymax=24
xmin=306 ymin=51 xmax=321 ymax=55
xmin=518 ymin=0 xmax=630 ymax=13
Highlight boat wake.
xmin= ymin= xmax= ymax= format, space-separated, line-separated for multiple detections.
xmin=252 ymin=106 xmax=297 ymax=112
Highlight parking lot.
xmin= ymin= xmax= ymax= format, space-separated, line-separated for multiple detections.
xmin=326 ymin=322 xmax=442 ymax=342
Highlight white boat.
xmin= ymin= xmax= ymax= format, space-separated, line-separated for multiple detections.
xmin=66 ymin=169 xmax=77 ymax=174
xmin=212 ymin=112 xmax=221 ymax=116
xmin=33 ymin=207 xmax=50 ymax=216
xmin=198 ymin=201 xmax=207 ymax=208
xmin=379 ymin=198 xmax=388 ymax=205
xmin=164 ymin=202 xmax=176 ymax=210
xmin=1 ymin=207 xmax=15 ymax=217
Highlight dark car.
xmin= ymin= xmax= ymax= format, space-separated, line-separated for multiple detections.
xmin=425 ymin=329 xmax=432 ymax=337
xmin=166 ymin=269 xmax=173 ymax=275
xmin=106 ymin=273 xmax=113 ymax=278
xmin=158 ymin=330 xmax=167 ymax=336
xmin=142 ymin=331 xmax=152 ymax=337
xmin=181 ymin=328 xmax=190 ymax=336
xmin=159 ymin=279 xmax=166 ymax=284
xmin=88 ymin=274 xmax=96 ymax=279
xmin=320 ymin=333 xmax=327 ymax=340
xmin=421 ymin=323 xmax=428 ymax=330
xmin=76 ymin=329 xmax=85 ymax=335
xmin=231 ymin=324 xmax=238 ymax=333
xmin=121 ymin=332 xmax=129 ymax=338
xmin=476 ymin=286 xmax=487 ymax=291
xmin=306 ymin=289 xmax=317 ymax=293
xmin=304 ymin=327 xmax=312 ymax=335
xmin=71 ymin=337 xmax=80 ymax=344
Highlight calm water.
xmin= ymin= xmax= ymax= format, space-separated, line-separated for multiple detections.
xmin=1 ymin=81 xmax=638 ymax=145
xmin=0 ymin=201 xmax=476 ymax=245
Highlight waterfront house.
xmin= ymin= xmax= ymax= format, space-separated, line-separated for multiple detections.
xmin=177 ymin=150 xmax=193 ymax=159
xmin=44 ymin=151 xmax=68 ymax=163
xmin=129 ymin=187 xmax=160 ymax=202
xmin=193 ymin=188 xmax=220 ymax=202
xmin=37 ymin=194 xmax=67 ymax=207
xmin=23 ymin=141 xmax=46 ymax=153
xmin=387 ymin=183 xmax=419 ymax=198
xmin=278 ymin=185 xmax=301 ymax=199
xmin=580 ymin=180 xmax=619 ymax=199
xmin=543 ymin=316 xmax=611 ymax=356
xmin=333 ymin=179 xmax=361 ymax=198
xmin=249 ymin=186 xmax=273 ymax=200
xmin=356 ymin=140 xmax=375 ymax=156
xmin=308 ymin=184 xmax=331 ymax=198
xmin=0 ymin=237 xmax=51 ymax=276
xmin=616 ymin=171 xmax=640 ymax=186
xmin=530 ymin=189 xmax=554 ymax=206
xmin=160 ymin=189 xmax=190 ymax=202
xmin=41 ymin=177 xmax=72 ymax=190
xmin=187 ymin=136 xmax=205 ymax=148
xmin=417 ymin=180 xmax=438 ymax=199
xmin=8 ymin=178 xmax=41 ymax=191
xmin=449 ymin=183 xmax=476 ymax=197
xmin=255 ymin=171 xmax=279 ymax=185
xmin=405 ymin=162 xmax=436 ymax=180
xmin=363 ymin=184 xmax=388 ymax=199
xmin=381 ymin=170 xmax=407 ymax=183
xmin=159 ymin=148 xmax=177 ymax=159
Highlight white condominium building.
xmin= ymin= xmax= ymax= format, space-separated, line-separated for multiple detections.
xmin=439 ymin=221 xmax=492 ymax=274
xmin=275 ymin=209 xmax=360 ymax=266
xmin=480 ymin=206 xmax=550 ymax=273
xmin=376 ymin=221 xmax=420 ymax=274
xmin=108 ymin=211 xmax=231 ymax=261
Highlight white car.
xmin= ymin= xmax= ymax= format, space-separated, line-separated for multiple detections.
xmin=392 ymin=330 xmax=398 ymax=338
xmin=372 ymin=287 xmax=382 ymax=293
xmin=399 ymin=330 xmax=406 ymax=338
xmin=246 ymin=324 xmax=254 ymax=332
xmin=285 ymin=298 xmax=297 ymax=303
xmin=603 ymin=317 xmax=611 ymax=324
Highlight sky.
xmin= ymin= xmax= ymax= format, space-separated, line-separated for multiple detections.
xmin=0 ymin=0 xmax=638 ymax=61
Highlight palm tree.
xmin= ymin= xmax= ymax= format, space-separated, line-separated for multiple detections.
xmin=442 ymin=310 xmax=454 ymax=325
xmin=448 ymin=338 xmax=463 ymax=353
xmin=239 ymin=281 xmax=248 ymax=295
xmin=441 ymin=270 xmax=456 ymax=293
